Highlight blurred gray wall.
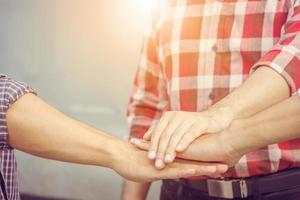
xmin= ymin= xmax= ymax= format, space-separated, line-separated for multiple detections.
xmin=0 ymin=0 xmax=160 ymax=199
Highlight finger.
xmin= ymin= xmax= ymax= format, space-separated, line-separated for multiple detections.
xmin=207 ymin=173 xmax=222 ymax=179
xmin=205 ymin=164 xmax=229 ymax=178
xmin=216 ymin=164 xmax=229 ymax=174
xmin=169 ymin=162 xmax=218 ymax=177
xmin=148 ymin=113 xmax=173 ymax=160
xmin=164 ymin=121 xmax=194 ymax=163
xmin=130 ymin=138 xmax=150 ymax=151
xmin=157 ymin=168 xmax=197 ymax=180
xmin=157 ymin=164 xmax=217 ymax=180
xmin=143 ymin=125 xmax=155 ymax=141
xmin=176 ymin=123 xmax=207 ymax=152
xmin=155 ymin=117 xmax=182 ymax=169
xmin=216 ymin=164 xmax=229 ymax=178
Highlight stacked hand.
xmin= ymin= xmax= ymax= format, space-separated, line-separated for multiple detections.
xmin=137 ymin=109 xmax=234 ymax=169
xmin=131 ymin=130 xmax=243 ymax=169
xmin=112 ymin=141 xmax=229 ymax=182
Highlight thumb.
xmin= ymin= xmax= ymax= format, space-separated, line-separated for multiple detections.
xmin=130 ymin=138 xmax=150 ymax=151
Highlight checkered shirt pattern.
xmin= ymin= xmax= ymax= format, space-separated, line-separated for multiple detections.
xmin=127 ymin=0 xmax=300 ymax=178
xmin=0 ymin=74 xmax=35 ymax=199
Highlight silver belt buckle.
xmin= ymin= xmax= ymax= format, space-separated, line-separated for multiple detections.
xmin=207 ymin=179 xmax=248 ymax=199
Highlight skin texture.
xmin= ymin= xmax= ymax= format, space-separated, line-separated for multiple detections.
xmin=6 ymin=93 xmax=228 ymax=182
xmin=144 ymin=67 xmax=290 ymax=169
xmin=132 ymin=95 xmax=300 ymax=169
xmin=125 ymin=66 xmax=291 ymax=200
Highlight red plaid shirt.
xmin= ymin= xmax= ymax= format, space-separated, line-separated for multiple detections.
xmin=128 ymin=0 xmax=300 ymax=178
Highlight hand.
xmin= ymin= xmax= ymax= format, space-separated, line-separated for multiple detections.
xmin=112 ymin=141 xmax=228 ymax=182
xmin=143 ymin=109 xmax=233 ymax=169
xmin=131 ymin=130 xmax=243 ymax=168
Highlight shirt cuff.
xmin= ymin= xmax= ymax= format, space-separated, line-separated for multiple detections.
xmin=251 ymin=49 xmax=300 ymax=95
xmin=0 ymin=75 xmax=36 ymax=149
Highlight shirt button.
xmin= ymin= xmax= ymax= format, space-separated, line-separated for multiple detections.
xmin=212 ymin=44 xmax=218 ymax=51
xmin=209 ymin=92 xmax=215 ymax=100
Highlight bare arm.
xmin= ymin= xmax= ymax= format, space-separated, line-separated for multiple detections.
xmin=132 ymin=95 xmax=300 ymax=167
xmin=229 ymin=95 xmax=300 ymax=154
xmin=7 ymin=93 xmax=117 ymax=168
xmin=179 ymin=94 xmax=300 ymax=165
xmin=145 ymin=3 xmax=300 ymax=167
xmin=6 ymin=93 xmax=227 ymax=182
xmin=144 ymin=67 xmax=290 ymax=168
xmin=212 ymin=66 xmax=289 ymax=120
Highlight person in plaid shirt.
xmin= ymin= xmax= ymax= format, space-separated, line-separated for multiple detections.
xmin=131 ymin=90 xmax=300 ymax=199
xmin=123 ymin=0 xmax=300 ymax=199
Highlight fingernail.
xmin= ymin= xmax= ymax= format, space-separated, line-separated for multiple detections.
xmin=176 ymin=144 xmax=183 ymax=151
xmin=155 ymin=159 xmax=165 ymax=169
xmin=164 ymin=154 xmax=172 ymax=163
xmin=148 ymin=150 xmax=156 ymax=159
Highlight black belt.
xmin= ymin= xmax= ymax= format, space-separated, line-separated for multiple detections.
xmin=163 ymin=168 xmax=300 ymax=199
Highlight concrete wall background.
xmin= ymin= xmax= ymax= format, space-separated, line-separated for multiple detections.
xmin=0 ymin=0 xmax=160 ymax=199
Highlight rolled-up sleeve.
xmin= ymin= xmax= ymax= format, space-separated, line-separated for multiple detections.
xmin=0 ymin=74 xmax=36 ymax=149
xmin=251 ymin=2 xmax=300 ymax=94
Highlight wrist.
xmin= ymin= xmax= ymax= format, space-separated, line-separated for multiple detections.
xmin=93 ymin=135 xmax=128 ymax=170
xmin=207 ymin=106 xmax=235 ymax=130
xmin=225 ymin=118 xmax=260 ymax=155
xmin=107 ymin=138 xmax=128 ymax=170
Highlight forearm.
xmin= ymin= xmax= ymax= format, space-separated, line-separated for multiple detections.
xmin=174 ymin=96 xmax=300 ymax=164
xmin=211 ymin=67 xmax=290 ymax=120
xmin=228 ymin=95 xmax=300 ymax=154
xmin=6 ymin=93 xmax=122 ymax=168
xmin=122 ymin=181 xmax=151 ymax=200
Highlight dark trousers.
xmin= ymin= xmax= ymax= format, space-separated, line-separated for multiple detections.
xmin=160 ymin=180 xmax=300 ymax=200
